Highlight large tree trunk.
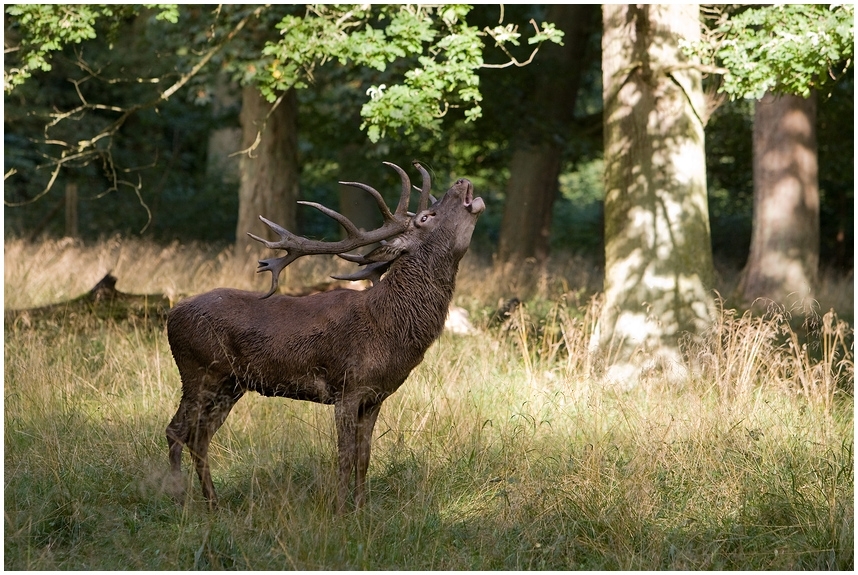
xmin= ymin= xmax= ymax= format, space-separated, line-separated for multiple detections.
xmin=496 ymin=4 xmax=597 ymax=280
xmin=206 ymin=75 xmax=242 ymax=185
xmin=497 ymin=145 xmax=562 ymax=264
xmin=235 ymin=88 xmax=299 ymax=264
xmin=598 ymin=4 xmax=715 ymax=386
xmin=337 ymin=144 xmax=381 ymax=234
xmin=738 ymin=92 xmax=819 ymax=309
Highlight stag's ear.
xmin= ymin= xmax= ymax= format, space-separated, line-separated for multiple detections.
xmin=331 ymin=238 xmax=408 ymax=285
xmin=362 ymin=240 xmax=407 ymax=263
xmin=331 ymin=260 xmax=392 ymax=284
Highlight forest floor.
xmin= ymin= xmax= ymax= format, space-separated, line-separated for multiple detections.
xmin=4 ymin=237 xmax=854 ymax=569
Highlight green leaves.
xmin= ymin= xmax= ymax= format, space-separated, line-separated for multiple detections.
xmin=6 ymin=3 xmax=564 ymax=143
xmin=690 ymin=4 xmax=854 ymax=100
xmin=4 ymin=4 xmax=178 ymax=92
xmin=257 ymin=4 xmax=562 ymax=142
xmin=6 ymin=4 xmax=100 ymax=91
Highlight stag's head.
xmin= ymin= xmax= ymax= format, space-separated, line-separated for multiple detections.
xmin=410 ymin=175 xmax=485 ymax=257
xmin=249 ymin=162 xmax=484 ymax=296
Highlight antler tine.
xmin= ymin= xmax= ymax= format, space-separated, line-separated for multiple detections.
xmin=382 ymin=161 xmax=413 ymax=218
xmin=296 ymin=201 xmax=362 ymax=238
xmin=247 ymin=216 xmax=297 ymax=248
xmin=254 ymin=252 xmax=300 ymax=299
xmin=412 ymin=161 xmax=431 ymax=213
xmin=337 ymin=181 xmax=396 ymax=222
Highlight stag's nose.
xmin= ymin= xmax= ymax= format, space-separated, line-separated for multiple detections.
xmin=468 ymin=196 xmax=486 ymax=215
xmin=457 ymin=178 xmax=485 ymax=215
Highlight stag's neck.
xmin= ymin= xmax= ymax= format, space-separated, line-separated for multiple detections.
xmin=369 ymin=248 xmax=458 ymax=349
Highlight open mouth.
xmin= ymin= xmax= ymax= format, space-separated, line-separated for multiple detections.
xmin=463 ymin=180 xmax=474 ymax=205
xmin=463 ymin=181 xmax=485 ymax=215
xmin=452 ymin=178 xmax=485 ymax=215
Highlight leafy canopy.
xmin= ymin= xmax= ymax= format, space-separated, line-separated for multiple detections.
xmin=689 ymin=3 xmax=854 ymax=100
xmin=258 ymin=4 xmax=563 ymax=141
xmin=4 ymin=4 xmax=178 ymax=92
xmin=5 ymin=4 xmax=563 ymax=142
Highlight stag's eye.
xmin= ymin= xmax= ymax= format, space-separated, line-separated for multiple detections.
xmin=415 ymin=211 xmax=436 ymax=227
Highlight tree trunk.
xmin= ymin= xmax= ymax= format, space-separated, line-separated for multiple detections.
xmin=65 ymin=182 xmax=78 ymax=238
xmin=496 ymin=4 xmax=597 ymax=280
xmin=598 ymin=4 xmax=715 ymax=386
xmin=235 ymin=87 xmax=299 ymax=265
xmin=738 ymin=91 xmax=819 ymax=309
xmin=206 ymin=74 xmax=242 ymax=185
xmin=337 ymin=144 xmax=381 ymax=234
xmin=497 ymin=144 xmax=562 ymax=264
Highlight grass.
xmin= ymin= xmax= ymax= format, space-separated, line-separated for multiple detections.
xmin=4 ymin=236 xmax=854 ymax=569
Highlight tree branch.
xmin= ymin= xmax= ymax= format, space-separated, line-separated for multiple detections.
xmin=480 ymin=19 xmax=544 ymax=69
xmin=6 ymin=5 xmax=264 ymax=209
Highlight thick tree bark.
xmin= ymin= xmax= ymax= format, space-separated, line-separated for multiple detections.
xmin=598 ymin=4 xmax=715 ymax=385
xmin=496 ymin=4 xmax=597 ymax=275
xmin=235 ymin=87 xmax=299 ymax=262
xmin=738 ymin=92 xmax=819 ymax=308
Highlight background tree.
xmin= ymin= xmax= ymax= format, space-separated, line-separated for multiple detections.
xmin=599 ymin=4 xmax=715 ymax=384
xmin=691 ymin=4 xmax=853 ymax=308
xmin=740 ymin=92 xmax=819 ymax=308
xmin=495 ymin=4 xmax=599 ymax=276
xmin=235 ymin=87 xmax=299 ymax=258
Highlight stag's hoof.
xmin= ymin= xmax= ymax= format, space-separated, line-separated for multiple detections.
xmin=162 ymin=472 xmax=187 ymax=504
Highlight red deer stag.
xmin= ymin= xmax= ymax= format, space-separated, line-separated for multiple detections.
xmin=166 ymin=161 xmax=484 ymax=512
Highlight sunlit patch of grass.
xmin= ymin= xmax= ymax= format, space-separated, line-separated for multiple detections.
xmin=4 ymin=237 xmax=854 ymax=569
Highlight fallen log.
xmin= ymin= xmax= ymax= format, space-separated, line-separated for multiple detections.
xmin=4 ymin=273 xmax=171 ymax=328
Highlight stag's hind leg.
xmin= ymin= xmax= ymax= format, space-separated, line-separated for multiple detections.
xmin=166 ymin=378 xmax=243 ymax=508
xmin=166 ymin=396 xmax=193 ymax=501
xmin=189 ymin=384 xmax=244 ymax=508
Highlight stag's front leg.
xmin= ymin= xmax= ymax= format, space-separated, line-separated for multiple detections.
xmin=355 ymin=402 xmax=382 ymax=509
xmin=334 ymin=400 xmax=358 ymax=513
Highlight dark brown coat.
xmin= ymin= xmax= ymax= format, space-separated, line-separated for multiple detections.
xmin=166 ymin=172 xmax=484 ymax=511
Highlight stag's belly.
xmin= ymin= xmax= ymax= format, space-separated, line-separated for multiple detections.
xmin=245 ymin=371 xmax=336 ymax=404
xmin=232 ymin=344 xmax=418 ymax=406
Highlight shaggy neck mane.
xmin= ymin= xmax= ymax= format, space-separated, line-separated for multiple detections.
xmin=369 ymin=238 xmax=459 ymax=348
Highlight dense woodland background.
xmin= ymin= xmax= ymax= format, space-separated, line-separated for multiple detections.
xmin=4 ymin=4 xmax=853 ymax=272
xmin=4 ymin=6 xmax=853 ymax=569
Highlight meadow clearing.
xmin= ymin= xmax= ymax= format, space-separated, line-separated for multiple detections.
xmin=4 ymin=236 xmax=853 ymax=569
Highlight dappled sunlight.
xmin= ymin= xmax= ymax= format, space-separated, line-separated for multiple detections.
xmin=4 ymin=237 xmax=853 ymax=569
xmin=600 ymin=4 xmax=715 ymax=376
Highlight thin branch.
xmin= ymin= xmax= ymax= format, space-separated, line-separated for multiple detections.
xmin=161 ymin=7 xmax=262 ymax=100
xmin=74 ymin=51 xmax=163 ymax=85
xmin=5 ymin=156 xmax=63 ymax=206
xmin=7 ymin=5 xmax=265 ymax=209
xmin=229 ymin=90 xmax=287 ymax=158
xmin=480 ymin=19 xmax=543 ymax=70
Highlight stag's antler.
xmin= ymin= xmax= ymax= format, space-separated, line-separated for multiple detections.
xmin=249 ymin=161 xmax=432 ymax=298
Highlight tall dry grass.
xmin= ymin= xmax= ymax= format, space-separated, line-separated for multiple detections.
xmin=4 ymin=236 xmax=854 ymax=569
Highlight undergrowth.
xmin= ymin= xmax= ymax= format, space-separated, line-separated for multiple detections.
xmin=4 ymin=237 xmax=854 ymax=569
